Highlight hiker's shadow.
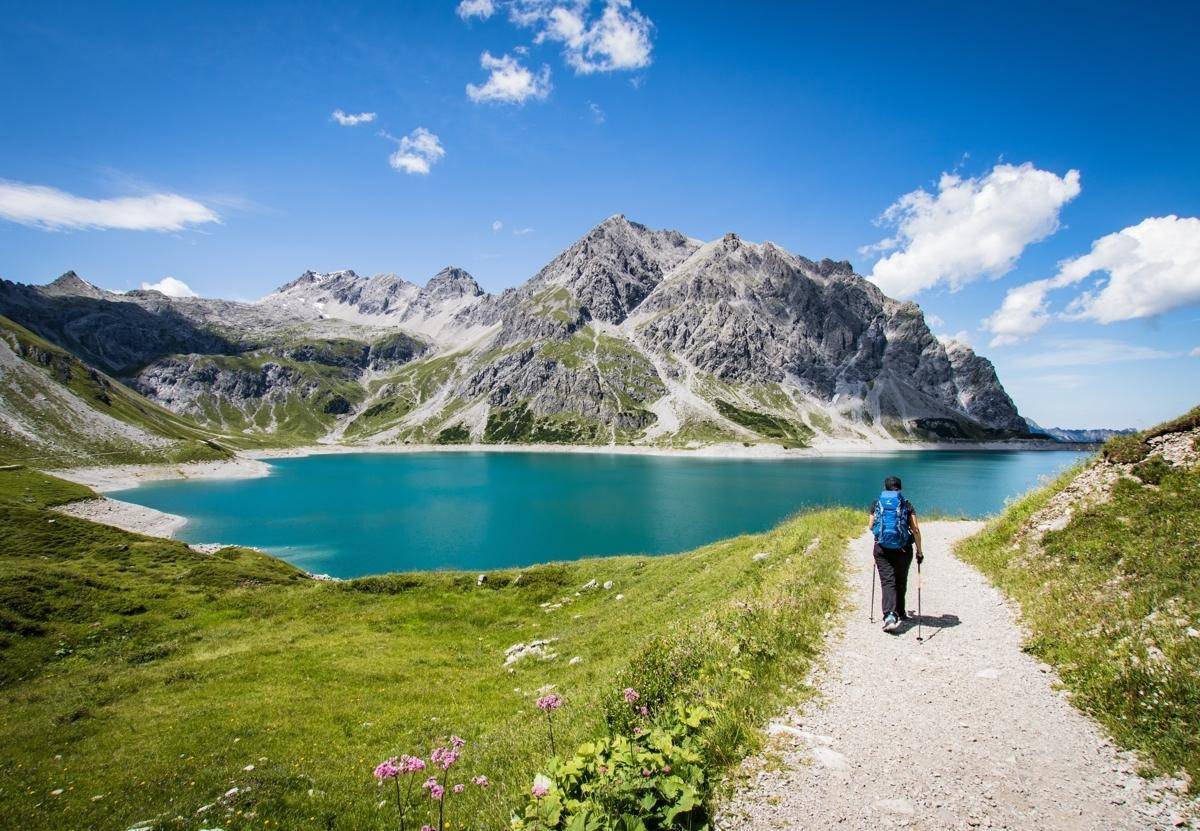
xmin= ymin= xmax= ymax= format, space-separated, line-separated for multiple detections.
xmin=896 ymin=613 xmax=960 ymax=641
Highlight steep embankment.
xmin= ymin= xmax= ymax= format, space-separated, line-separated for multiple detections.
xmin=957 ymin=406 xmax=1200 ymax=792
xmin=0 ymin=465 xmax=861 ymax=831
xmin=0 ymin=315 xmax=232 ymax=466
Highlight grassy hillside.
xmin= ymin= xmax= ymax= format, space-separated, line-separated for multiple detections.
xmin=0 ymin=315 xmax=234 ymax=467
xmin=956 ymin=407 xmax=1200 ymax=789
xmin=0 ymin=466 xmax=860 ymax=830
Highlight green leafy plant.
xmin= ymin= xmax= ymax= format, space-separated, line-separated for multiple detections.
xmin=512 ymin=700 xmax=713 ymax=831
xmin=1130 ymin=454 xmax=1170 ymax=485
xmin=1101 ymin=433 xmax=1149 ymax=464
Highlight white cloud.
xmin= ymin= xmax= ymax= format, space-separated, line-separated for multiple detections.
xmin=456 ymin=0 xmax=495 ymax=19
xmin=140 ymin=276 xmax=198 ymax=298
xmin=513 ymin=0 xmax=653 ymax=74
xmin=936 ymin=330 xmax=972 ymax=347
xmin=925 ymin=313 xmax=945 ymax=328
xmin=467 ymin=52 xmax=552 ymax=104
xmin=492 ymin=219 xmax=503 ymax=233
xmin=866 ymin=163 xmax=1081 ymax=298
xmin=1190 ymin=346 xmax=1200 ymax=357
xmin=1011 ymin=338 xmax=1176 ymax=369
xmin=331 ymin=109 xmax=376 ymax=126
xmin=384 ymin=128 xmax=445 ymax=175
xmin=985 ymin=215 xmax=1200 ymax=345
xmin=0 ymin=180 xmax=219 ymax=232
xmin=513 ymin=226 xmax=535 ymax=235
xmin=588 ymin=101 xmax=606 ymax=123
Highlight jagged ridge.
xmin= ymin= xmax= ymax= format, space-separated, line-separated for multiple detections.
xmin=0 ymin=215 xmax=1035 ymax=458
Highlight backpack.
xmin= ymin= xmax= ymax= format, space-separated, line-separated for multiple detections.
xmin=872 ymin=490 xmax=911 ymax=549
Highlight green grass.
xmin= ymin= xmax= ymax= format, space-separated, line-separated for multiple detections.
xmin=0 ymin=467 xmax=861 ymax=830
xmin=956 ymin=459 xmax=1200 ymax=789
xmin=714 ymin=399 xmax=814 ymax=448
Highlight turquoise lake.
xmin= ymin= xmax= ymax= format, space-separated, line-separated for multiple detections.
xmin=110 ymin=450 xmax=1088 ymax=578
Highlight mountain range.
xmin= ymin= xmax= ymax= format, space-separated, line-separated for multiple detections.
xmin=0 ymin=214 xmax=1047 ymax=466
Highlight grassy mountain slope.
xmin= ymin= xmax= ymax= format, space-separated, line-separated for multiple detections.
xmin=0 ymin=466 xmax=861 ymax=830
xmin=0 ymin=315 xmax=234 ymax=466
xmin=956 ymin=405 xmax=1200 ymax=789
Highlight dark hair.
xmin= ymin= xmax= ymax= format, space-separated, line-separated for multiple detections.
xmin=883 ymin=476 xmax=902 ymax=491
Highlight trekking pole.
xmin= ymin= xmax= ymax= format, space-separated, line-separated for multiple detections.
xmin=869 ymin=560 xmax=877 ymax=623
xmin=916 ymin=560 xmax=923 ymax=643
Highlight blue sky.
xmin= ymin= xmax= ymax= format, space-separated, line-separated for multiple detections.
xmin=1 ymin=0 xmax=1198 ymax=428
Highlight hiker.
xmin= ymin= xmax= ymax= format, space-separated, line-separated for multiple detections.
xmin=869 ymin=475 xmax=923 ymax=633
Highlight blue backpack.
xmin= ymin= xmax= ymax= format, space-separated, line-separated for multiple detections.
xmin=872 ymin=490 xmax=912 ymax=549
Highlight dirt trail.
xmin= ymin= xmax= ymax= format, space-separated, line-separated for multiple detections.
xmin=717 ymin=521 xmax=1192 ymax=830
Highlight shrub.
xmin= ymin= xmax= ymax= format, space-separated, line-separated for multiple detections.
xmin=512 ymin=701 xmax=713 ymax=831
xmin=1130 ymin=454 xmax=1170 ymax=485
xmin=1102 ymin=433 xmax=1149 ymax=465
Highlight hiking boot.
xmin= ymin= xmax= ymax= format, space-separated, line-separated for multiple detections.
xmin=882 ymin=613 xmax=900 ymax=632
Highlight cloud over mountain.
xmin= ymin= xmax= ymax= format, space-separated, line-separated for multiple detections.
xmin=0 ymin=180 xmax=219 ymax=232
xmin=866 ymin=163 xmax=1081 ymax=298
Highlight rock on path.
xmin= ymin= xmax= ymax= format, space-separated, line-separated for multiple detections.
xmin=716 ymin=521 xmax=1193 ymax=831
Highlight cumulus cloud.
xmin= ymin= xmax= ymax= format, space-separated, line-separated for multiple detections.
xmin=331 ymin=109 xmax=377 ymax=126
xmin=467 ymin=51 xmax=552 ymax=104
xmin=865 ymin=163 xmax=1081 ymax=299
xmin=492 ymin=219 xmax=503 ymax=233
xmin=1011 ymin=338 xmax=1176 ymax=369
xmin=1191 ymin=347 xmax=1200 ymax=358
xmin=384 ymin=128 xmax=445 ymax=175
xmin=985 ymin=215 xmax=1200 ymax=345
xmin=511 ymin=0 xmax=654 ymax=74
xmin=140 ymin=276 xmax=198 ymax=298
xmin=0 ymin=180 xmax=220 ymax=232
xmin=456 ymin=0 xmax=495 ymax=19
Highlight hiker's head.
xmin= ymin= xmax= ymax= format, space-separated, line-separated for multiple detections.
xmin=883 ymin=476 xmax=902 ymax=492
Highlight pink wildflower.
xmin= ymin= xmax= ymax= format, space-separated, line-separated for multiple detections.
xmin=421 ymin=826 xmax=435 ymax=831
xmin=641 ymin=767 xmax=651 ymax=777
xmin=398 ymin=755 xmax=426 ymax=774
xmin=633 ymin=726 xmax=643 ymax=736
xmin=663 ymin=764 xmax=672 ymax=774
xmin=623 ymin=687 xmax=640 ymax=704
xmin=471 ymin=775 xmax=490 ymax=787
xmin=536 ymin=693 xmax=563 ymax=711
xmin=429 ymin=784 xmax=445 ymax=800
xmin=421 ymin=776 xmax=438 ymax=790
xmin=431 ymin=746 xmax=460 ymax=770
xmin=597 ymin=765 xmax=608 ymax=775
xmin=373 ymin=757 xmax=399 ymax=780
xmin=639 ymin=705 xmax=649 ymax=717
xmin=531 ymin=782 xmax=550 ymax=798
xmin=452 ymin=783 xmax=465 ymax=794
xmin=449 ymin=735 xmax=467 ymax=749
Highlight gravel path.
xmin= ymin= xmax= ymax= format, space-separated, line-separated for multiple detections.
xmin=717 ymin=521 xmax=1193 ymax=830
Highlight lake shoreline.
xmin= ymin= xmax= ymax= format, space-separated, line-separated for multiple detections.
xmin=51 ymin=438 xmax=1094 ymax=493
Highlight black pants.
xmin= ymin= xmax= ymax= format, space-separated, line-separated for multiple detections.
xmin=873 ymin=543 xmax=913 ymax=619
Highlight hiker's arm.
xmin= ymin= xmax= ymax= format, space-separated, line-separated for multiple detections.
xmin=909 ymin=514 xmax=923 ymax=560
xmin=867 ymin=508 xmax=875 ymax=532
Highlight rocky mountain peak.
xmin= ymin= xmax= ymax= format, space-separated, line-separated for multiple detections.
xmin=425 ymin=267 xmax=483 ymax=301
xmin=42 ymin=271 xmax=107 ymax=299
xmin=275 ymin=269 xmax=361 ymax=294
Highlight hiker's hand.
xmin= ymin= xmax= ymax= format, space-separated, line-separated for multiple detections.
xmin=916 ymin=549 xmax=924 ymax=564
